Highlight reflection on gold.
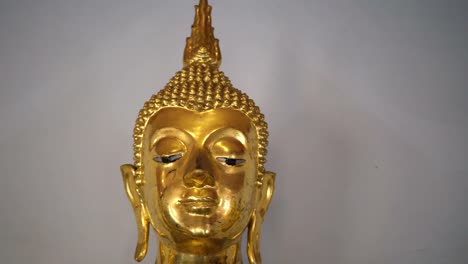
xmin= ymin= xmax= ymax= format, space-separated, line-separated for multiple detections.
xmin=121 ymin=1 xmax=275 ymax=263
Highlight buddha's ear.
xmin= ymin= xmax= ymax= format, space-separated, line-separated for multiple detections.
xmin=257 ymin=171 xmax=275 ymax=218
xmin=247 ymin=171 xmax=276 ymax=264
xmin=121 ymin=164 xmax=150 ymax=262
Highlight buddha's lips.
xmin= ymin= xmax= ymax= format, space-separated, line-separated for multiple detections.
xmin=179 ymin=196 xmax=218 ymax=205
xmin=179 ymin=188 xmax=219 ymax=207
xmin=178 ymin=196 xmax=219 ymax=216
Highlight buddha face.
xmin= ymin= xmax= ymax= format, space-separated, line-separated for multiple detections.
xmin=140 ymin=107 xmax=259 ymax=253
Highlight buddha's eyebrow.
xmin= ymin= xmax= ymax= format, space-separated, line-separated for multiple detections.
xmin=204 ymin=127 xmax=248 ymax=146
xmin=150 ymin=127 xmax=189 ymax=149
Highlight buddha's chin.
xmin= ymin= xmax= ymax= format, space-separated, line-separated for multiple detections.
xmin=168 ymin=212 xmax=235 ymax=239
xmin=185 ymin=226 xmax=215 ymax=237
xmin=174 ymin=214 xmax=220 ymax=238
xmin=172 ymin=236 xmax=240 ymax=256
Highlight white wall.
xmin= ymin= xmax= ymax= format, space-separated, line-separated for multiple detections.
xmin=0 ymin=0 xmax=467 ymax=263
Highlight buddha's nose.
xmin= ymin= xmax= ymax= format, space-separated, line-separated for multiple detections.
xmin=183 ymin=169 xmax=215 ymax=188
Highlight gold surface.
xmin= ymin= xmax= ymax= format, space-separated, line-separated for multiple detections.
xmin=121 ymin=1 xmax=275 ymax=263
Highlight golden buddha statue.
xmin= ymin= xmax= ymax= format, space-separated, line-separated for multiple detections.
xmin=120 ymin=1 xmax=275 ymax=263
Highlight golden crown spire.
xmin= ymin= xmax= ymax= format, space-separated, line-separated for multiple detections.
xmin=183 ymin=0 xmax=222 ymax=68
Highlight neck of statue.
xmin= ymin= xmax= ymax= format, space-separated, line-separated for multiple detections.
xmin=156 ymin=242 xmax=242 ymax=264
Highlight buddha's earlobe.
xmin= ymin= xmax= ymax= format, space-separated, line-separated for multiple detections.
xmin=247 ymin=171 xmax=275 ymax=264
xmin=121 ymin=164 xmax=150 ymax=262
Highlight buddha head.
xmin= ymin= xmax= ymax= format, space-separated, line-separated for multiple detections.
xmin=121 ymin=1 xmax=275 ymax=263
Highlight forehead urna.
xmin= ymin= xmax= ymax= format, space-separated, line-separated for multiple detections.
xmin=120 ymin=1 xmax=275 ymax=264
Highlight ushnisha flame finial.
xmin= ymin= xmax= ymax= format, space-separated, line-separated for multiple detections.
xmin=183 ymin=0 xmax=222 ymax=68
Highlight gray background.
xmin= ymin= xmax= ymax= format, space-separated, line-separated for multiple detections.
xmin=1 ymin=0 xmax=467 ymax=263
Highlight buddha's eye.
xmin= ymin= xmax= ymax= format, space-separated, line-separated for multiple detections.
xmin=216 ymin=157 xmax=246 ymax=166
xmin=154 ymin=153 xmax=183 ymax=164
